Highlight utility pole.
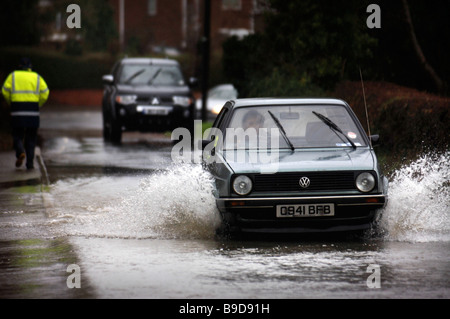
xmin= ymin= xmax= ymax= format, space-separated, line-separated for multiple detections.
xmin=201 ymin=0 xmax=211 ymax=121
xmin=119 ymin=0 xmax=125 ymax=52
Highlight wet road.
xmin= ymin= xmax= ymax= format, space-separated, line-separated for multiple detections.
xmin=0 ymin=106 xmax=449 ymax=302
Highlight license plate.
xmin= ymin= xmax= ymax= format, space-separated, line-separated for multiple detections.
xmin=137 ymin=106 xmax=172 ymax=115
xmin=276 ymin=204 xmax=335 ymax=218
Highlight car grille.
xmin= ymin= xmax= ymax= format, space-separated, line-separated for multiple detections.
xmin=253 ymin=171 xmax=356 ymax=192
xmin=135 ymin=96 xmax=173 ymax=104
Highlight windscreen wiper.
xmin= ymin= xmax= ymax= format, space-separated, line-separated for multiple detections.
xmin=124 ymin=69 xmax=146 ymax=84
xmin=268 ymin=110 xmax=295 ymax=151
xmin=148 ymin=68 xmax=162 ymax=85
xmin=312 ymin=111 xmax=356 ymax=149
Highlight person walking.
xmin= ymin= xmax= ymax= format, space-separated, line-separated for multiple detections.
xmin=2 ymin=57 xmax=49 ymax=169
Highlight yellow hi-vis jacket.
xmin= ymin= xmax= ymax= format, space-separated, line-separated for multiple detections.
xmin=2 ymin=69 xmax=49 ymax=128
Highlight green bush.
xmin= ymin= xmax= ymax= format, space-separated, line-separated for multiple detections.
xmin=334 ymin=81 xmax=449 ymax=161
xmin=373 ymin=99 xmax=449 ymax=156
xmin=245 ymin=67 xmax=325 ymax=98
xmin=0 ymin=46 xmax=112 ymax=90
xmin=64 ymin=39 xmax=83 ymax=56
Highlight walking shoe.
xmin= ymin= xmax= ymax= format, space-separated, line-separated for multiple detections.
xmin=15 ymin=153 xmax=25 ymax=168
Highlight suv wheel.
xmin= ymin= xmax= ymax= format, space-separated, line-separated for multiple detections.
xmin=103 ymin=112 xmax=122 ymax=144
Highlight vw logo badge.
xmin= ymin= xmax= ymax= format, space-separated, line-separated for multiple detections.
xmin=299 ymin=177 xmax=310 ymax=188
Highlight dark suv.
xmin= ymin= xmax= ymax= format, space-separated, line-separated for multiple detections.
xmin=102 ymin=57 xmax=196 ymax=143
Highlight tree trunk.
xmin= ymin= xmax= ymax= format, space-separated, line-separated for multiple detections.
xmin=401 ymin=0 xmax=444 ymax=93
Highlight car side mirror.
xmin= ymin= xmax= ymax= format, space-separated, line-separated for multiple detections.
xmin=102 ymin=74 xmax=114 ymax=84
xmin=370 ymin=134 xmax=380 ymax=147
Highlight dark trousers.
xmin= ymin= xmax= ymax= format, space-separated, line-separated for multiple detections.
xmin=12 ymin=126 xmax=38 ymax=169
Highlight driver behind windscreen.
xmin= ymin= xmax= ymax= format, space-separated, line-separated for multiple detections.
xmin=242 ymin=110 xmax=265 ymax=130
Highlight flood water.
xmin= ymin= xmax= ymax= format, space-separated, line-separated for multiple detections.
xmin=0 ymin=107 xmax=449 ymax=302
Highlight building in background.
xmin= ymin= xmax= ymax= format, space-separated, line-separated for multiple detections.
xmin=108 ymin=0 xmax=268 ymax=56
xmin=37 ymin=0 xmax=269 ymax=55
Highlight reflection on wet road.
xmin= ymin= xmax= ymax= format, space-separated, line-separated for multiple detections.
xmin=0 ymin=107 xmax=449 ymax=300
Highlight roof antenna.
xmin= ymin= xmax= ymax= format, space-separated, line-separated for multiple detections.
xmin=359 ymin=68 xmax=372 ymax=147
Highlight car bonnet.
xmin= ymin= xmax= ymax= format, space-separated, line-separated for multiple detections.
xmin=116 ymin=84 xmax=191 ymax=95
xmin=221 ymin=148 xmax=375 ymax=174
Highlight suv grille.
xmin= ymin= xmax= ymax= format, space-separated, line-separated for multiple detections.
xmin=253 ymin=171 xmax=356 ymax=192
xmin=135 ymin=96 xmax=173 ymax=104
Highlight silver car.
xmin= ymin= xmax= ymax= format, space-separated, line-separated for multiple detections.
xmin=202 ymin=98 xmax=388 ymax=235
xmin=196 ymin=84 xmax=238 ymax=119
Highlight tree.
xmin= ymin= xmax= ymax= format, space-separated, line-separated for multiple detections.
xmin=0 ymin=0 xmax=40 ymax=46
xmin=56 ymin=0 xmax=117 ymax=52
xmin=223 ymin=0 xmax=377 ymax=96
xmin=401 ymin=0 xmax=444 ymax=93
xmin=81 ymin=0 xmax=117 ymax=52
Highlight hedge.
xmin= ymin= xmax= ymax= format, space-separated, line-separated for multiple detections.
xmin=0 ymin=46 xmax=112 ymax=90
xmin=334 ymin=81 xmax=449 ymax=160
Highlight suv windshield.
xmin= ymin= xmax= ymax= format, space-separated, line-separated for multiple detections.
xmin=118 ymin=64 xmax=185 ymax=86
xmin=223 ymin=104 xmax=367 ymax=150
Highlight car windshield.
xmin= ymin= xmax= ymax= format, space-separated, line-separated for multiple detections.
xmin=118 ymin=64 xmax=185 ymax=86
xmin=223 ymin=104 xmax=367 ymax=150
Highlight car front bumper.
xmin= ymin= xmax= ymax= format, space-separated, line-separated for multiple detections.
xmin=117 ymin=103 xmax=193 ymax=132
xmin=216 ymin=194 xmax=387 ymax=233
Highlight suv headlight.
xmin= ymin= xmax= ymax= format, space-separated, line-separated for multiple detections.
xmin=233 ymin=175 xmax=253 ymax=196
xmin=356 ymin=172 xmax=375 ymax=192
xmin=173 ymin=96 xmax=192 ymax=107
xmin=116 ymin=95 xmax=137 ymax=105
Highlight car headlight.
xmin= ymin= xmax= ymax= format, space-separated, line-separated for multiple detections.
xmin=212 ymin=103 xmax=224 ymax=114
xmin=356 ymin=172 xmax=376 ymax=192
xmin=233 ymin=175 xmax=253 ymax=196
xmin=173 ymin=96 xmax=192 ymax=107
xmin=115 ymin=95 xmax=137 ymax=105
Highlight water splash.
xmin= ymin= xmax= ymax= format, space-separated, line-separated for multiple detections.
xmin=119 ymin=164 xmax=221 ymax=239
xmin=47 ymin=164 xmax=221 ymax=239
xmin=378 ymin=151 xmax=450 ymax=242
xmin=46 ymin=152 xmax=449 ymax=242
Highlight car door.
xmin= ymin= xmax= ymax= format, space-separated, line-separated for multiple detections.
xmin=203 ymin=102 xmax=235 ymax=197
xmin=103 ymin=62 xmax=119 ymax=105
